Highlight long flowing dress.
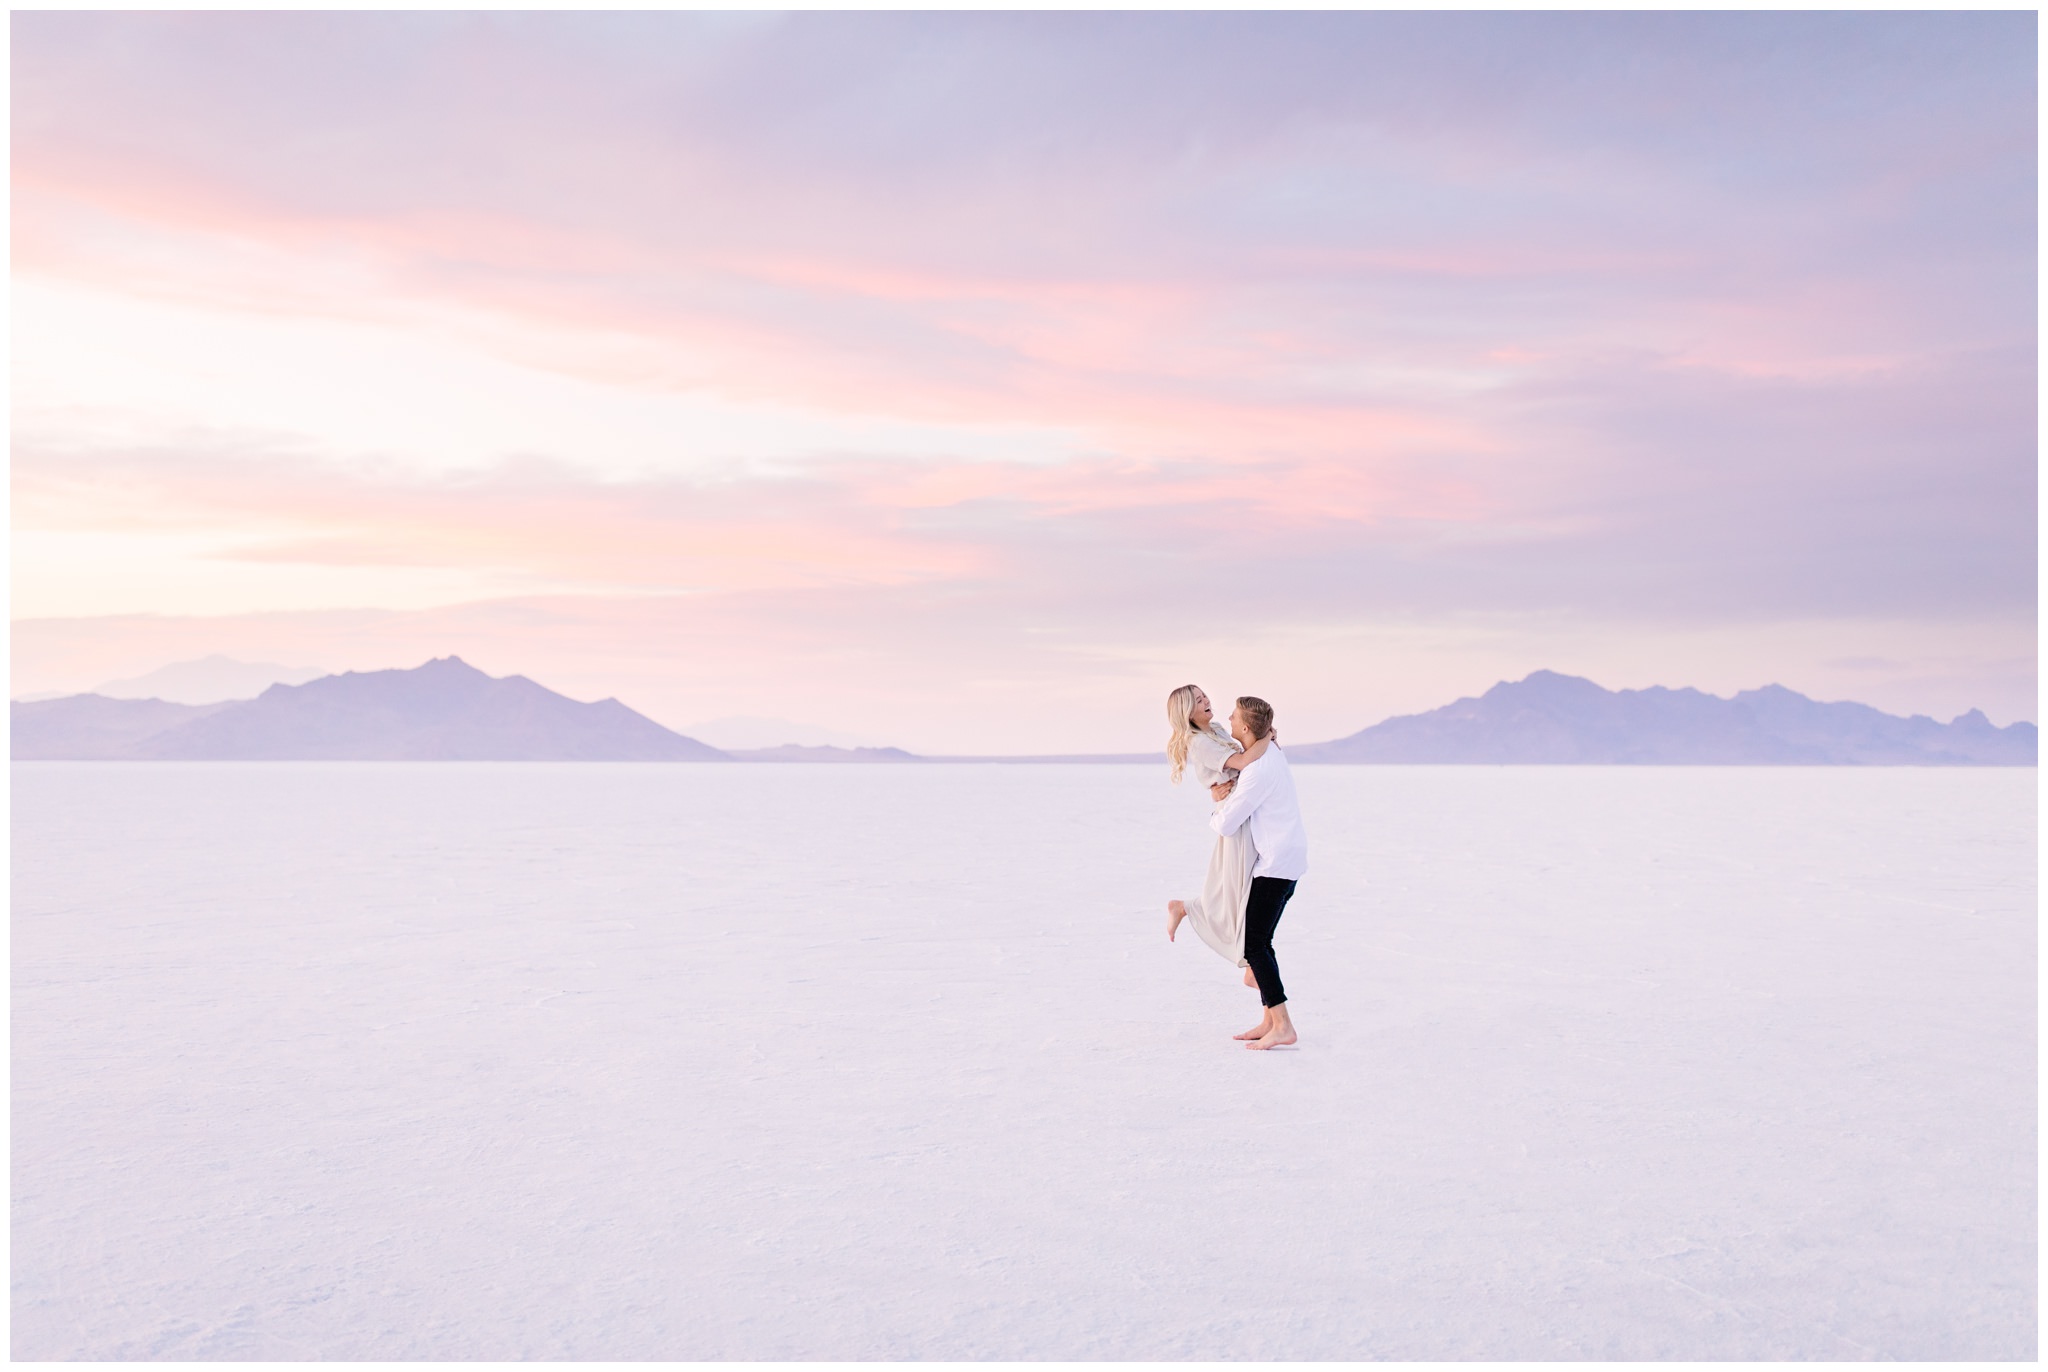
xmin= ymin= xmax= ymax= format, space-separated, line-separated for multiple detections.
xmin=1178 ymin=728 xmax=1255 ymax=967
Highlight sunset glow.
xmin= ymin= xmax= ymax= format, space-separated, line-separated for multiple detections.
xmin=12 ymin=12 xmax=2036 ymax=751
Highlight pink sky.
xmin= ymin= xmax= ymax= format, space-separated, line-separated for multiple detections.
xmin=11 ymin=13 xmax=2036 ymax=751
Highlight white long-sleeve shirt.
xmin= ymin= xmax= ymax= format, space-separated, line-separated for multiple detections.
xmin=1209 ymin=743 xmax=1309 ymax=881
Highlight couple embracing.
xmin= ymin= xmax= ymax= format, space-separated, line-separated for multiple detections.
xmin=1163 ymin=686 xmax=1309 ymax=1051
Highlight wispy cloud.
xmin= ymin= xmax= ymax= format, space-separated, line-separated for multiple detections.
xmin=11 ymin=12 xmax=2035 ymax=741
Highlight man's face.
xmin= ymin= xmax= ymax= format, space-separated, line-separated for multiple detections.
xmin=1229 ymin=705 xmax=1251 ymax=746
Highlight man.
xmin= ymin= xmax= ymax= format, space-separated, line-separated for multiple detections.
xmin=1209 ymin=695 xmax=1308 ymax=1050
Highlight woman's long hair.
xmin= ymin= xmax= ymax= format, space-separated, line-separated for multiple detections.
xmin=1165 ymin=684 xmax=1237 ymax=784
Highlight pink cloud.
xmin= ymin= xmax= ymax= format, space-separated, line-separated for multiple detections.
xmin=14 ymin=424 xmax=1507 ymax=611
xmin=9 ymin=13 xmax=2033 ymax=740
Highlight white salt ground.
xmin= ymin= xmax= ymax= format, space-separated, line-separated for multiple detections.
xmin=10 ymin=762 xmax=2036 ymax=1359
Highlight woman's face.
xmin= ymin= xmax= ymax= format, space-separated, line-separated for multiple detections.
xmin=1189 ymin=689 xmax=1213 ymax=730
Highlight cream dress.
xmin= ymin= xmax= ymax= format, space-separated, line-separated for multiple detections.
xmin=1178 ymin=727 xmax=1255 ymax=967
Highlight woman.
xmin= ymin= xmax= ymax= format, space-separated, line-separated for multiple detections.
xmin=1163 ymin=684 xmax=1272 ymax=979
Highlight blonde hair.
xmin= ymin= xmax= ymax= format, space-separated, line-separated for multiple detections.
xmin=1165 ymin=684 xmax=1237 ymax=784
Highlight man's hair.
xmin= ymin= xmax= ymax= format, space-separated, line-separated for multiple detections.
xmin=1236 ymin=695 xmax=1275 ymax=740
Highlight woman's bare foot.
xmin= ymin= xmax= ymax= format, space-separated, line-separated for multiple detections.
xmin=1233 ymin=1012 xmax=1273 ymax=1040
xmin=1166 ymin=900 xmax=1188 ymax=940
xmin=1241 ymin=966 xmax=1256 ymax=988
xmin=1248 ymin=1005 xmax=1297 ymax=1050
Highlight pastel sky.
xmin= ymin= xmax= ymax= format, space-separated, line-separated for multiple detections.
xmin=12 ymin=12 xmax=2037 ymax=751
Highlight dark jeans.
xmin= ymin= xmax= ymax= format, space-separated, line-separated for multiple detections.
xmin=1244 ymin=876 xmax=1297 ymax=1008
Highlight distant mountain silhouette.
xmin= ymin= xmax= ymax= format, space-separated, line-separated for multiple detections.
xmin=724 ymin=744 xmax=924 ymax=763
xmin=12 ymin=695 xmax=233 ymax=759
xmin=686 ymin=716 xmax=879 ymax=750
xmin=1288 ymin=671 xmax=2036 ymax=765
xmin=928 ymin=752 xmax=1157 ymax=764
xmin=13 ymin=663 xmax=2034 ymax=764
xmin=95 ymin=654 xmax=327 ymax=704
xmin=12 ymin=657 xmax=729 ymax=761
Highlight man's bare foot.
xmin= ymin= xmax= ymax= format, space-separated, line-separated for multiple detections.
xmin=1233 ymin=1014 xmax=1273 ymax=1041
xmin=1166 ymin=900 xmax=1187 ymax=940
xmin=1248 ymin=1009 xmax=1297 ymax=1050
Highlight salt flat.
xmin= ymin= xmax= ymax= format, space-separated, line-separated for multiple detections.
xmin=11 ymin=762 xmax=2036 ymax=1359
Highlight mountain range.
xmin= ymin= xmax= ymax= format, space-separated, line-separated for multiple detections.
xmin=10 ymin=659 xmax=2035 ymax=764
xmin=12 ymin=657 xmax=725 ymax=761
xmin=1286 ymin=670 xmax=2035 ymax=765
xmin=94 ymin=654 xmax=330 ymax=705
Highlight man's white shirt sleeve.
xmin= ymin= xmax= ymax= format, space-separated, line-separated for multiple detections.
xmin=1209 ymin=757 xmax=1270 ymax=838
xmin=1209 ymin=747 xmax=1309 ymax=881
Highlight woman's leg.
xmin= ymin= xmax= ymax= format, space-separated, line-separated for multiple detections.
xmin=1183 ymin=830 xmax=1251 ymax=965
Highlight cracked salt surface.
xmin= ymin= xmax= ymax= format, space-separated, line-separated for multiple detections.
xmin=11 ymin=762 xmax=2035 ymax=1359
